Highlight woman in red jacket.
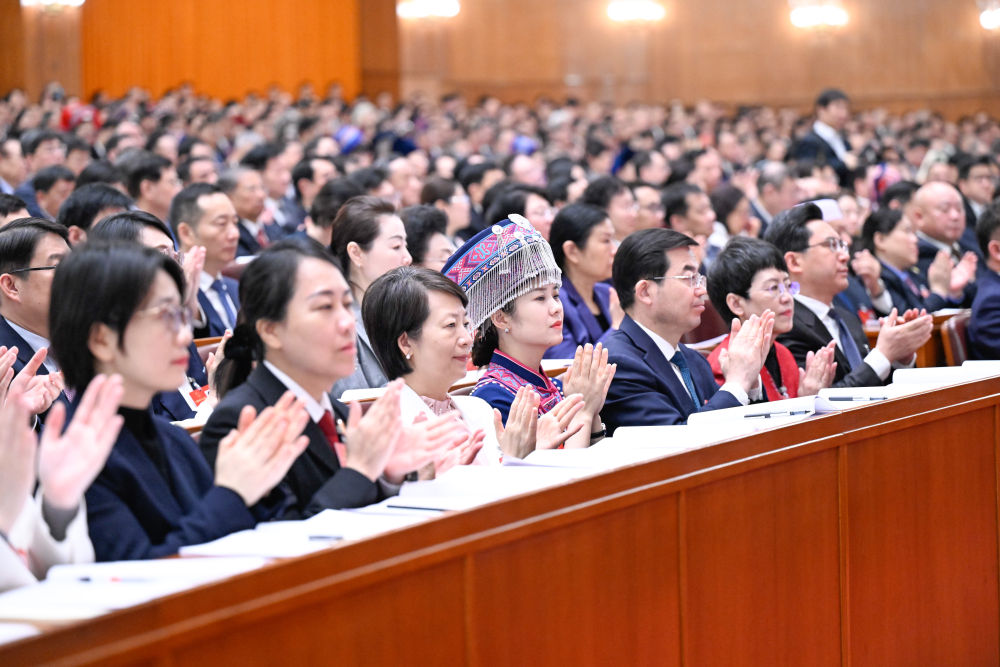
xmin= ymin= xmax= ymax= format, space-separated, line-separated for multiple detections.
xmin=706 ymin=237 xmax=836 ymax=400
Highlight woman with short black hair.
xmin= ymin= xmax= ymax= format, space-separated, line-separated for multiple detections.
xmin=49 ymin=242 xmax=309 ymax=561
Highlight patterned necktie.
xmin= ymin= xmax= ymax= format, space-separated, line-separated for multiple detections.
xmin=210 ymin=279 xmax=237 ymax=328
xmin=828 ymin=308 xmax=864 ymax=370
xmin=670 ymin=349 xmax=701 ymax=410
xmin=317 ymin=410 xmax=347 ymax=465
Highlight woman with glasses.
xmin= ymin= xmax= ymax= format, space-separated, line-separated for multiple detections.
xmin=859 ymin=208 xmax=962 ymax=315
xmin=707 ymin=237 xmax=836 ymax=400
xmin=49 ymin=242 xmax=310 ymax=561
xmin=443 ymin=215 xmax=615 ymax=449
xmin=545 ymin=202 xmax=622 ymax=359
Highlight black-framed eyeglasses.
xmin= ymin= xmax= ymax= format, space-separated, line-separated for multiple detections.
xmin=650 ymin=273 xmax=707 ymax=289
xmin=7 ymin=265 xmax=58 ymax=274
xmin=807 ymin=238 xmax=850 ymax=253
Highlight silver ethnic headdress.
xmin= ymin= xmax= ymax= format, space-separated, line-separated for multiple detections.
xmin=442 ymin=214 xmax=562 ymax=330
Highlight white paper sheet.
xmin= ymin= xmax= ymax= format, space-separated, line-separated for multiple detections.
xmin=0 ymin=622 xmax=40 ymax=645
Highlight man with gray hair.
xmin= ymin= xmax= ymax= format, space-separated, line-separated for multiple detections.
xmin=218 ymin=166 xmax=278 ymax=257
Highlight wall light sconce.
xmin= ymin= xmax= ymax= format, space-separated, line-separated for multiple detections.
xmin=979 ymin=0 xmax=1000 ymax=29
xmin=788 ymin=0 xmax=848 ymax=28
xmin=396 ymin=0 xmax=460 ymax=19
xmin=607 ymin=0 xmax=666 ymax=23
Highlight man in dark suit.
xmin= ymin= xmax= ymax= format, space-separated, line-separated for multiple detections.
xmin=0 ymin=218 xmax=71 ymax=376
xmin=600 ymin=228 xmax=772 ymax=432
xmin=911 ymin=181 xmax=983 ymax=306
xmin=218 ymin=167 xmax=281 ymax=257
xmin=957 ymin=154 xmax=996 ymax=231
xmin=766 ymin=203 xmax=932 ymax=387
xmin=169 ymin=183 xmax=241 ymax=338
xmin=792 ymin=88 xmax=855 ymax=188
xmin=968 ymin=203 xmax=1000 ymax=360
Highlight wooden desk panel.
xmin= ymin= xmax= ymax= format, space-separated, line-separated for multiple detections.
xmin=4 ymin=378 xmax=1000 ymax=666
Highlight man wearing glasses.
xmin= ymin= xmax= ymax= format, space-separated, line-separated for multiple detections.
xmin=0 ymin=218 xmax=70 ymax=376
xmin=766 ymin=203 xmax=933 ymax=388
xmin=600 ymin=228 xmax=773 ymax=432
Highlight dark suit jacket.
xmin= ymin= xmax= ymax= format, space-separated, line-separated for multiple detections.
xmin=777 ymin=300 xmax=884 ymax=388
xmin=600 ymin=316 xmax=741 ymax=432
xmin=82 ymin=405 xmax=257 ymax=561
xmin=199 ymin=364 xmax=382 ymax=518
xmin=0 ymin=316 xmax=48 ymax=376
xmin=236 ymin=219 xmax=284 ymax=257
xmin=545 ymin=278 xmax=612 ymax=359
xmin=13 ymin=182 xmax=42 ymax=219
xmin=194 ymin=276 xmax=240 ymax=339
xmin=792 ymin=129 xmax=851 ymax=187
xmin=969 ymin=270 xmax=1000 ymax=360
xmin=879 ymin=260 xmax=948 ymax=315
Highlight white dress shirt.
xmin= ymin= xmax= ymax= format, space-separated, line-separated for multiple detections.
xmin=795 ymin=294 xmax=893 ymax=380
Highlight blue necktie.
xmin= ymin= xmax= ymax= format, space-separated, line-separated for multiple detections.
xmin=211 ymin=279 xmax=237 ymax=328
xmin=671 ymin=349 xmax=701 ymax=410
xmin=828 ymin=308 xmax=864 ymax=370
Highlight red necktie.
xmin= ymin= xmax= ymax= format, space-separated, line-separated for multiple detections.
xmin=256 ymin=226 xmax=271 ymax=250
xmin=317 ymin=410 xmax=347 ymax=465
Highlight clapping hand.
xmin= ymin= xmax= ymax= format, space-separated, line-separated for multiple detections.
xmin=38 ymin=374 xmax=124 ymax=511
xmin=798 ymin=340 xmax=837 ymax=396
xmin=214 ymin=391 xmax=311 ymax=506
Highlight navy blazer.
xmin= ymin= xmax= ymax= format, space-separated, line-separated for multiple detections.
xmin=878 ymin=260 xmax=948 ymax=315
xmin=236 ymin=219 xmax=284 ymax=258
xmin=777 ymin=300 xmax=884 ymax=388
xmin=200 ymin=364 xmax=382 ymax=518
xmin=545 ymin=278 xmax=613 ymax=359
xmin=969 ymin=270 xmax=1000 ymax=360
xmin=600 ymin=316 xmax=741 ymax=432
xmin=0 ymin=316 xmax=48 ymax=376
xmin=194 ymin=276 xmax=240 ymax=339
xmin=82 ymin=405 xmax=256 ymax=561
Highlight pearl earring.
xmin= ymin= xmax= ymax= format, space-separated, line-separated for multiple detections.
xmin=504 ymin=328 xmax=510 ymax=333
xmin=405 ymin=353 xmax=412 ymax=359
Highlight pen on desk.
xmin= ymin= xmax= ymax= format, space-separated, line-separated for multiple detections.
xmin=385 ymin=504 xmax=449 ymax=512
xmin=76 ymin=576 xmax=153 ymax=583
xmin=827 ymin=396 xmax=888 ymax=402
xmin=744 ymin=410 xmax=812 ymax=419
xmin=307 ymin=535 xmax=343 ymax=542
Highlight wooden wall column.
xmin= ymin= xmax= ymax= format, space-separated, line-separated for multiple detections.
xmin=0 ymin=0 xmax=82 ymax=101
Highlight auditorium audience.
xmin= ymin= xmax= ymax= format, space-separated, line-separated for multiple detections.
xmin=546 ymin=202 xmax=621 ymax=358
xmin=601 ymin=228 xmax=772 ymax=431
xmin=31 ymin=165 xmax=75 ymax=221
xmin=444 ymin=215 xmax=613 ymax=447
xmin=0 ymin=218 xmax=71 ymax=377
xmin=364 ymin=266 xmax=586 ymax=463
xmin=201 ymin=239 xmax=464 ymax=515
xmin=400 ymin=205 xmax=455 ymax=272
xmin=328 ymin=196 xmax=412 ymax=396
xmin=55 ymin=183 xmax=133 ymax=245
xmin=707 ymin=236 xmax=836 ymax=400
xmin=169 ymin=183 xmax=241 ymax=338
xmin=50 ymin=242 xmax=310 ymax=560
xmin=766 ymin=203 xmax=933 ymax=387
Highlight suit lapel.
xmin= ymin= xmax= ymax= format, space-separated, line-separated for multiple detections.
xmin=792 ymin=305 xmax=852 ymax=370
xmin=248 ymin=365 xmax=341 ymax=473
xmin=621 ymin=317 xmax=693 ymax=403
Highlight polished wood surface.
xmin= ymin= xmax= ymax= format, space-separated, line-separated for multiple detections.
xmin=400 ymin=0 xmax=1000 ymax=117
xmin=4 ymin=377 xmax=1000 ymax=665
xmin=865 ymin=310 xmax=959 ymax=368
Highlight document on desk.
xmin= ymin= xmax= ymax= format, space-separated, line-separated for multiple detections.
xmin=0 ymin=622 xmax=40 ymax=646
xmin=891 ymin=365 xmax=1000 ymax=387
xmin=0 ymin=557 xmax=267 ymax=622
xmin=396 ymin=464 xmax=586 ymax=505
xmin=514 ymin=446 xmax=670 ymax=471
xmin=686 ymin=395 xmax=827 ymax=425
